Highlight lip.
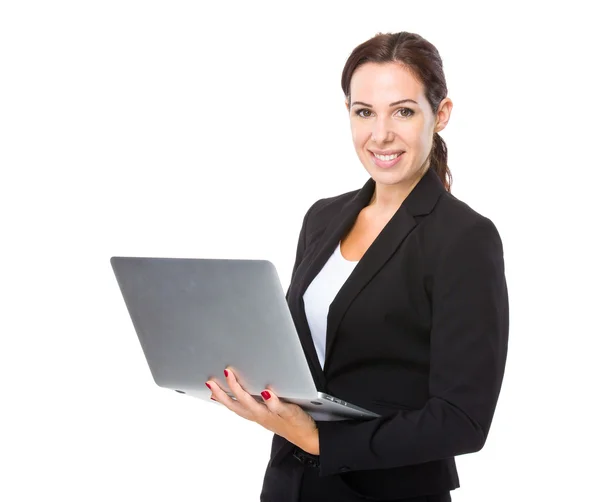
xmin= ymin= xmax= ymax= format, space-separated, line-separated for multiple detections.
xmin=370 ymin=150 xmax=405 ymax=155
xmin=370 ymin=151 xmax=405 ymax=169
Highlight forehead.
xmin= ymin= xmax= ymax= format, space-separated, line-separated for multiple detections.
xmin=349 ymin=62 xmax=425 ymax=104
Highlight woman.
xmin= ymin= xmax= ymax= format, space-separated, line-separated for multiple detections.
xmin=205 ymin=31 xmax=509 ymax=501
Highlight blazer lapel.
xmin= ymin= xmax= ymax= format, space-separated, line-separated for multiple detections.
xmin=321 ymin=168 xmax=445 ymax=374
xmin=289 ymin=180 xmax=374 ymax=390
xmin=291 ymin=168 xmax=445 ymax=385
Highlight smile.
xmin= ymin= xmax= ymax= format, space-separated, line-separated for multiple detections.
xmin=370 ymin=150 xmax=405 ymax=168
xmin=372 ymin=152 xmax=403 ymax=161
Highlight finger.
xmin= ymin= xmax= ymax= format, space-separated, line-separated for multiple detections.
xmin=205 ymin=379 xmax=250 ymax=417
xmin=224 ymin=367 xmax=267 ymax=412
xmin=259 ymin=389 xmax=298 ymax=420
xmin=205 ymin=379 xmax=224 ymax=399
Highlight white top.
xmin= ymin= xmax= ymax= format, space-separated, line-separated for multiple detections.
xmin=302 ymin=241 xmax=359 ymax=368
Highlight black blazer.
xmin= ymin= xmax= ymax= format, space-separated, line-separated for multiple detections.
xmin=261 ymin=168 xmax=509 ymax=500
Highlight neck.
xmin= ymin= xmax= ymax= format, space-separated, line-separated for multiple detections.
xmin=368 ymin=167 xmax=428 ymax=215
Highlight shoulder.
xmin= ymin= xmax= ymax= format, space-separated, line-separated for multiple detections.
xmin=307 ymin=188 xmax=361 ymax=216
xmin=431 ymin=190 xmax=502 ymax=242
xmin=425 ymin=192 xmax=505 ymax=275
xmin=302 ymin=187 xmax=361 ymax=233
xmin=436 ymin=191 xmax=494 ymax=229
xmin=415 ymin=191 xmax=505 ymax=278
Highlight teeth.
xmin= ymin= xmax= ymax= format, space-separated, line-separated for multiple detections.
xmin=373 ymin=152 xmax=402 ymax=161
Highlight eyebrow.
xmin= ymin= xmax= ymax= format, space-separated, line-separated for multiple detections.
xmin=351 ymin=99 xmax=419 ymax=107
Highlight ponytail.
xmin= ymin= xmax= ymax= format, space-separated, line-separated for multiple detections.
xmin=430 ymin=132 xmax=452 ymax=192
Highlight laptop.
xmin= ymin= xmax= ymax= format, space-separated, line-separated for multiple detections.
xmin=110 ymin=256 xmax=380 ymax=421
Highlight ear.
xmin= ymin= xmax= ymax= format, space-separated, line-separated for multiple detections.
xmin=434 ymin=97 xmax=453 ymax=133
xmin=345 ymin=99 xmax=350 ymax=112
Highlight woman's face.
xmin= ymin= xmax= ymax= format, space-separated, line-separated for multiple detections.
xmin=347 ymin=62 xmax=451 ymax=189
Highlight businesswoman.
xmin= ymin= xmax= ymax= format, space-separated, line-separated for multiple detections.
xmin=206 ymin=31 xmax=509 ymax=501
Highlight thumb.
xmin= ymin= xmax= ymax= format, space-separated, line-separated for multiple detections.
xmin=260 ymin=389 xmax=296 ymax=418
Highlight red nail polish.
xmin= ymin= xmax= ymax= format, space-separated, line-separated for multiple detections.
xmin=261 ymin=390 xmax=271 ymax=400
xmin=205 ymin=383 xmax=211 ymax=390
xmin=224 ymin=369 xmax=229 ymax=377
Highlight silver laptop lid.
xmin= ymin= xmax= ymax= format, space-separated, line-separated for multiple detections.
xmin=110 ymin=256 xmax=318 ymax=400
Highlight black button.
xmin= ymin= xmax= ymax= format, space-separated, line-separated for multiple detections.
xmin=292 ymin=447 xmax=321 ymax=468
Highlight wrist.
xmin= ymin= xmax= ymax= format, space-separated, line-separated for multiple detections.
xmin=304 ymin=427 xmax=320 ymax=455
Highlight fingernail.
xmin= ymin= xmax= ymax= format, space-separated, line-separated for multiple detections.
xmin=261 ymin=390 xmax=271 ymax=400
xmin=205 ymin=383 xmax=211 ymax=390
xmin=224 ymin=369 xmax=229 ymax=377
xmin=210 ymin=397 xmax=216 ymax=401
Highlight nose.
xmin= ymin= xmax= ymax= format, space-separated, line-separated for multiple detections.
xmin=371 ymin=116 xmax=394 ymax=144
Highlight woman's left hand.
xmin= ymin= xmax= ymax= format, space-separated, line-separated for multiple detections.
xmin=206 ymin=368 xmax=320 ymax=455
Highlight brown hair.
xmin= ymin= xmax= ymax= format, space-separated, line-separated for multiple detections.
xmin=341 ymin=32 xmax=452 ymax=192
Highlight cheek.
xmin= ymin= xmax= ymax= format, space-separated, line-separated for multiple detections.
xmin=350 ymin=124 xmax=368 ymax=149
xmin=418 ymin=127 xmax=431 ymax=145
xmin=417 ymin=118 xmax=434 ymax=146
xmin=417 ymin=130 xmax=434 ymax=154
xmin=400 ymin=123 xmax=429 ymax=151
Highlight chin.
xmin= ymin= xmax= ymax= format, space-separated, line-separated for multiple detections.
xmin=366 ymin=168 xmax=417 ymax=187
xmin=364 ymin=159 xmax=429 ymax=189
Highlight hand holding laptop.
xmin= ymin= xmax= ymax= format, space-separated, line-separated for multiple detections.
xmin=110 ymin=256 xmax=379 ymax=421
xmin=207 ymin=367 xmax=320 ymax=455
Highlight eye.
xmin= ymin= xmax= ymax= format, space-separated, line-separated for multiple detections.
xmin=396 ymin=107 xmax=414 ymax=118
xmin=355 ymin=108 xmax=373 ymax=118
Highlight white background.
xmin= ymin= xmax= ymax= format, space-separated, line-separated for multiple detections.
xmin=1 ymin=1 xmax=599 ymax=500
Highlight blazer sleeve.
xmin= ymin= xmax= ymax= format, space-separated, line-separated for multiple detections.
xmin=317 ymin=217 xmax=509 ymax=476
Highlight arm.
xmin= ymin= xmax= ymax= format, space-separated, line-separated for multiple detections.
xmin=317 ymin=218 xmax=509 ymax=476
